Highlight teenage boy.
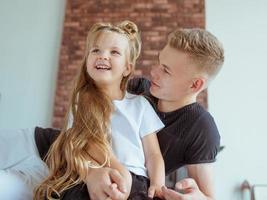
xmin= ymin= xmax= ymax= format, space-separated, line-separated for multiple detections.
xmin=81 ymin=27 xmax=224 ymax=200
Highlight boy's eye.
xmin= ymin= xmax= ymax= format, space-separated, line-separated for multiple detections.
xmin=163 ymin=68 xmax=169 ymax=74
xmin=111 ymin=50 xmax=121 ymax=55
xmin=160 ymin=65 xmax=170 ymax=75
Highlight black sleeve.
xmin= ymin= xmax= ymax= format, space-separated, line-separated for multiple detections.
xmin=184 ymin=113 xmax=221 ymax=164
xmin=127 ymin=77 xmax=151 ymax=95
xmin=34 ymin=127 xmax=60 ymax=160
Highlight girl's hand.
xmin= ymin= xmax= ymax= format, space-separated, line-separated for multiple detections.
xmin=148 ymin=184 xmax=164 ymax=199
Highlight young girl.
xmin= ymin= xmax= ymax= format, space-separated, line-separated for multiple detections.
xmin=34 ymin=21 xmax=165 ymax=200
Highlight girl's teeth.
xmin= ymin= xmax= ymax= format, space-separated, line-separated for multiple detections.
xmin=96 ymin=65 xmax=110 ymax=70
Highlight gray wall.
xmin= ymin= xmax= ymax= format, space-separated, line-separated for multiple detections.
xmin=206 ymin=0 xmax=267 ymax=199
xmin=0 ymin=0 xmax=66 ymax=128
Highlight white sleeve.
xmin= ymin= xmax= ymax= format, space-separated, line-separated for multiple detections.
xmin=139 ymin=97 xmax=165 ymax=138
xmin=0 ymin=170 xmax=33 ymax=200
xmin=0 ymin=128 xmax=49 ymax=195
xmin=0 ymin=128 xmax=38 ymax=170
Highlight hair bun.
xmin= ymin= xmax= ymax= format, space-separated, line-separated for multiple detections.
xmin=118 ymin=20 xmax=139 ymax=37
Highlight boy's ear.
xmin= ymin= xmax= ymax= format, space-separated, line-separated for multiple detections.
xmin=190 ymin=77 xmax=206 ymax=93
xmin=123 ymin=63 xmax=133 ymax=77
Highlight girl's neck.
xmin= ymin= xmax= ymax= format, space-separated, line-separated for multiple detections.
xmin=101 ymin=85 xmax=124 ymax=100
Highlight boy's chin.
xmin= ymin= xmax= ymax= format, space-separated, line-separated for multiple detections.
xmin=149 ymin=87 xmax=161 ymax=98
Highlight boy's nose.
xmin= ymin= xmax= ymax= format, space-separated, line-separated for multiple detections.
xmin=150 ymin=65 xmax=160 ymax=80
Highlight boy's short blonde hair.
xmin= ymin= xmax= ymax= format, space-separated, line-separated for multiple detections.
xmin=168 ymin=28 xmax=224 ymax=79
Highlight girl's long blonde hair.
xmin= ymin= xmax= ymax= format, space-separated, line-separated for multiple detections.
xmin=34 ymin=20 xmax=141 ymax=200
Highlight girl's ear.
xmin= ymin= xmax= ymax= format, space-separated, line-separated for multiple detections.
xmin=123 ymin=63 xmax=133 ymax=77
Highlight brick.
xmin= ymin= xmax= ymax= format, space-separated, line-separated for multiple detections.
xmin=52 ymin=0 xmax=206 ymax=128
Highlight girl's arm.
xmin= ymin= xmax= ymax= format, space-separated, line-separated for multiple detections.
xmin=142 ymin=133 xmax=165 ymax=198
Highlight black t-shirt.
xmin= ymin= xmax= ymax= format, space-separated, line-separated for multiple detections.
xmin=35 ymin=77 xmax=220 ymax=175
xmin=156 ymin=103 xmax=220 ymax=174
xmin=127 ymin=77 xmax=220 ymax=175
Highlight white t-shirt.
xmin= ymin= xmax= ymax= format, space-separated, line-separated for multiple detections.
xmin=68 ymin=92 xmax=164 ymax=177
xmin=111 ymin=92 xmax=164 ymax=177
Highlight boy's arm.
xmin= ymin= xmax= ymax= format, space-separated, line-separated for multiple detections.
xmin=85 ymin=167 xmax=126 ymax=200
xmin=186 ymin=163 xmax=215 ymax=200
xmin=162 ymin=164 xmax=215 ymax=200
xmin=85 ymin=143 xmax=132 ymax=200
xmin=170 ymin=113 xmax=219 ymax=200
xmin=142 ymin=133 xmax=165 ymax=198
xmin=109 ymin=153 xmax=132 ymax=198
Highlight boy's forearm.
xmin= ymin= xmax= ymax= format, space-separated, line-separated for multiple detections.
xmin=110 ymin=155 xmax=132 ymax=192
xmin=85 ymin=144 xmax=131 ymax=188
xmin=187 ymin=164 xmax=215 ymax=200
xmin=110 ymin=160 xmax=131 ymax=183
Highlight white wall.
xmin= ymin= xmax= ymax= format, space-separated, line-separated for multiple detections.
xmin=0 ymin=0 xmax=66 ymax=128
xmin=206 ymin=0 xmax=267 ymax=199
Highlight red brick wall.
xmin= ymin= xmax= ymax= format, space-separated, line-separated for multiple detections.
xmin=52 ymin=0 xmax=206 ymax=128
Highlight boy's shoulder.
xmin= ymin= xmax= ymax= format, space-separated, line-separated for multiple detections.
xmin=34 ymin=127 xmax=60 ymax=160
xmin=182 ymin=103 xmax=218 ymax=131
xmin=184 ymin=103 xmax=220 ymax=142
xmin=159 ymin=103 xmax=218 ymax=137
xmin=127 ymin=77 xmax=151 ymax=95
xmin=114 ymin=92 xmax=151 ymax=111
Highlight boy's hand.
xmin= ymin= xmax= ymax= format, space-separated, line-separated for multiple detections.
xmin=108 ymin=183 xmax=129 ymax=200
xmin=161 ymin=178 xmax=208 ymax=200
xmin=85 ymin=167 xmax=127 ymax=200
xmin=148 ymin=184 xmax=164 ymax=199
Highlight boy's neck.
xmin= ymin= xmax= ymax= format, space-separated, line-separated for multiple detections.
xmin=157 ymin=96 xmax=197 ymax=113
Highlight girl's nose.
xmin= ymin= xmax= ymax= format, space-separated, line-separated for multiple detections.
xmin=99 ymin=51 xmax=109 ymax=60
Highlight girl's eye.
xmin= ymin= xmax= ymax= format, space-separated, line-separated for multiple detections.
xmin=111 ymin=50 xmax=121 ymax=55
xmin=91 ymin=48 xmax=99 ymax=53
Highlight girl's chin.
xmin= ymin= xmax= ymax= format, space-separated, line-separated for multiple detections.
xmin=92 ymin=79 xmax=110 ymax=86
